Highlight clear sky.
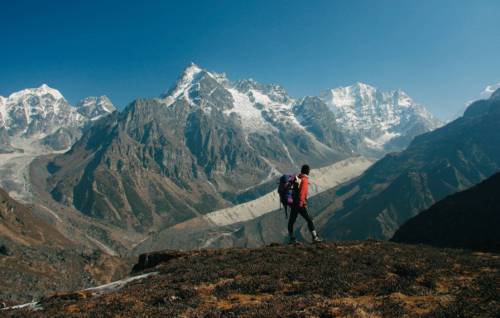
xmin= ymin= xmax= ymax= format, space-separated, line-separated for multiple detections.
xmin=1 ymin=0 xmax=499 ymax=119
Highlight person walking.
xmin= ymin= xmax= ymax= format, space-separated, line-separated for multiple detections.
xmin=288 ymin=164 xmax=322 ymax=244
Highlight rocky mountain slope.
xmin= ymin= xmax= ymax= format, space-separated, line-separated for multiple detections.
xmin=392 ymin=171 xmax=500 ymax=252
xmin=320 ymin=82 xmax=441 ymax=155
xmin=45 ymin=64 xmax=353 ymax=233
xmin=308 ymin=88 xmax=500 ymax=241
xmin=4 ymin=242 xmax=499 ymax=317
xmin=0 ymin=187 xmax=131 ymax=303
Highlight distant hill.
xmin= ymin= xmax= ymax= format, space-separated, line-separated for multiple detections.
xmin=392 ymin=171 xmax=500 ymax=252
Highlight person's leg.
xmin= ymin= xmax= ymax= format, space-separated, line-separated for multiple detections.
xmin=298 ymin=207 xmax=315 ymax=232
xmin=299 ymin=207 xmax=322 ymax=242
xmin=288 ymin=206 xmax=299 ymax=242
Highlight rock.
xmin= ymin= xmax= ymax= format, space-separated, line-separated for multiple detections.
xmin=0 ymin=245 xmax=9 ymax=256
xmin=131 ymin=250 xmax=188 ymax=273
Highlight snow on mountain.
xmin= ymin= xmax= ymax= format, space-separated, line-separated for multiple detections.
xmin=160 ymin=65 xmax=441 ymax=159
xmin=320 ymin=82 xmax=441 ymax=154
xmin=163 ymin=66 xmax=268 ymax=130
xmin=158 ymin=63 xmax=350 ymax=176
xmin=0 ymin=85 xmax=116 ymax=200
xmin=0 ymin=84 xmax=84 ymax=137
xmin=0 ymin=96 xmax=6 ymax=127
xmin=76 ymin=96 xmax=116 ymax=121
xmin=162 ymin=63 xmax=206 ymax=107
xmin=0 ymin=84 xmax=115 ymax=142
xmin=224 ymin=86 xmax=273 ymax=132
xmin=161 ymin=64 xmax=313 ymax=136
xmin=232 ymin=79 xmax=300 ymax=126
xmin=480 ymin=83 xmax=500 ymax=99
xmin=449 ymin=84 xmax=500 ymax=123
xmin=225 ymin=79 xmax=303 ymax=134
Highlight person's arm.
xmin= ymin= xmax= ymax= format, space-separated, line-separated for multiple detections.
xmin=298 ymin=176 xmax=308 ymax=207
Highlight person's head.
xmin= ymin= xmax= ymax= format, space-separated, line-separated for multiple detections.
xmin=301 ymin=164 xmax=310 ymax=175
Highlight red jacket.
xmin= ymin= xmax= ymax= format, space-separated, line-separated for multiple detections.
xmin=297 ymin=173 xmax=309 ymax=208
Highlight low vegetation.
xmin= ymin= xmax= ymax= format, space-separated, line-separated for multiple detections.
xmin=5 ymin=241 xmax=499 ymax=317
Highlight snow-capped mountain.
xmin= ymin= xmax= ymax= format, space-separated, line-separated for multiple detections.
xmin=76 ymin=96 xmax=116 ymax=121
xmin=161 ymin=63 xmax=350 ymax=169
xmin=0 ymin=84 xmax=115 ymax=150
xmin=0 ymin=84 xmax=84 ymax=137
xmin=161 ymin=63 xmax=299 ymax=135
xmin=0 ymin=85 xmax=116 ymax=201
xmin=320 ymin=82 xmax=441 ymax=155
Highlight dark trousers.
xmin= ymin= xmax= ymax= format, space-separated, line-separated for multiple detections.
xmin=288 ymin=205 xmax=315 ymax=237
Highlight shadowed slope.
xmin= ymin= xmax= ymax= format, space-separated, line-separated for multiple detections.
xmin=392 ymin=171 xmax=500 ymax=252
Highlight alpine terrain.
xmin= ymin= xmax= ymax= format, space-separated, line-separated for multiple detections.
xmin=1 ymin=64 xmax=448 ymax=307
xmin=0 ymin=85 xmax=115 ymax=200
xmin=45 ymin=63 xmax=355 ymax=234
xmin=42 ymin=64 xmax=441 ymax=238
xmin=307 ymin=88 xmax=500 ymax=241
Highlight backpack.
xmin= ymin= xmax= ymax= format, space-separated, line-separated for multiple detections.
xmin=278 ymin=174 xmax=298 ymax=217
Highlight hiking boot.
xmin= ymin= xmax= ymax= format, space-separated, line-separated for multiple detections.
xmin=312 ymin=236 xmax=323 ymax=243
xmin=288 ymin=236 xmax=297 ymax=245
xmin=311 ymin=230 xmax=323 ymax=243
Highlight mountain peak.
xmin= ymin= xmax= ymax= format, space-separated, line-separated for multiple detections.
xmin=479 ymin=83 xmax=500 ymax=99
xmin=353 ymin=82 xmax=376 ymax=90
xmin=75 ymin=96 xmax=115 ymax=122
xmin=8 ymin=84 xmax=65 ymax=101
xmin=77 ymin=96 xmax=115 ymax=110
xmin=183 ymin=62 xmax=203 ymax=76
xmin=161 ymin=63 xmax=228 ymax=105
xmin=160 ymin=64 xmax=204 ymax=102
xmin=35 ymin=84 xmax=64 ymax=100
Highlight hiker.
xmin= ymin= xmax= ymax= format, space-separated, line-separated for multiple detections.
xmin=286 ymin=164 xmax=322 ymax=244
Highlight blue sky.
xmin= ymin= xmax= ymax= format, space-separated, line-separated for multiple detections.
xmin=1 ymin=0 xmax=499 ymax=119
